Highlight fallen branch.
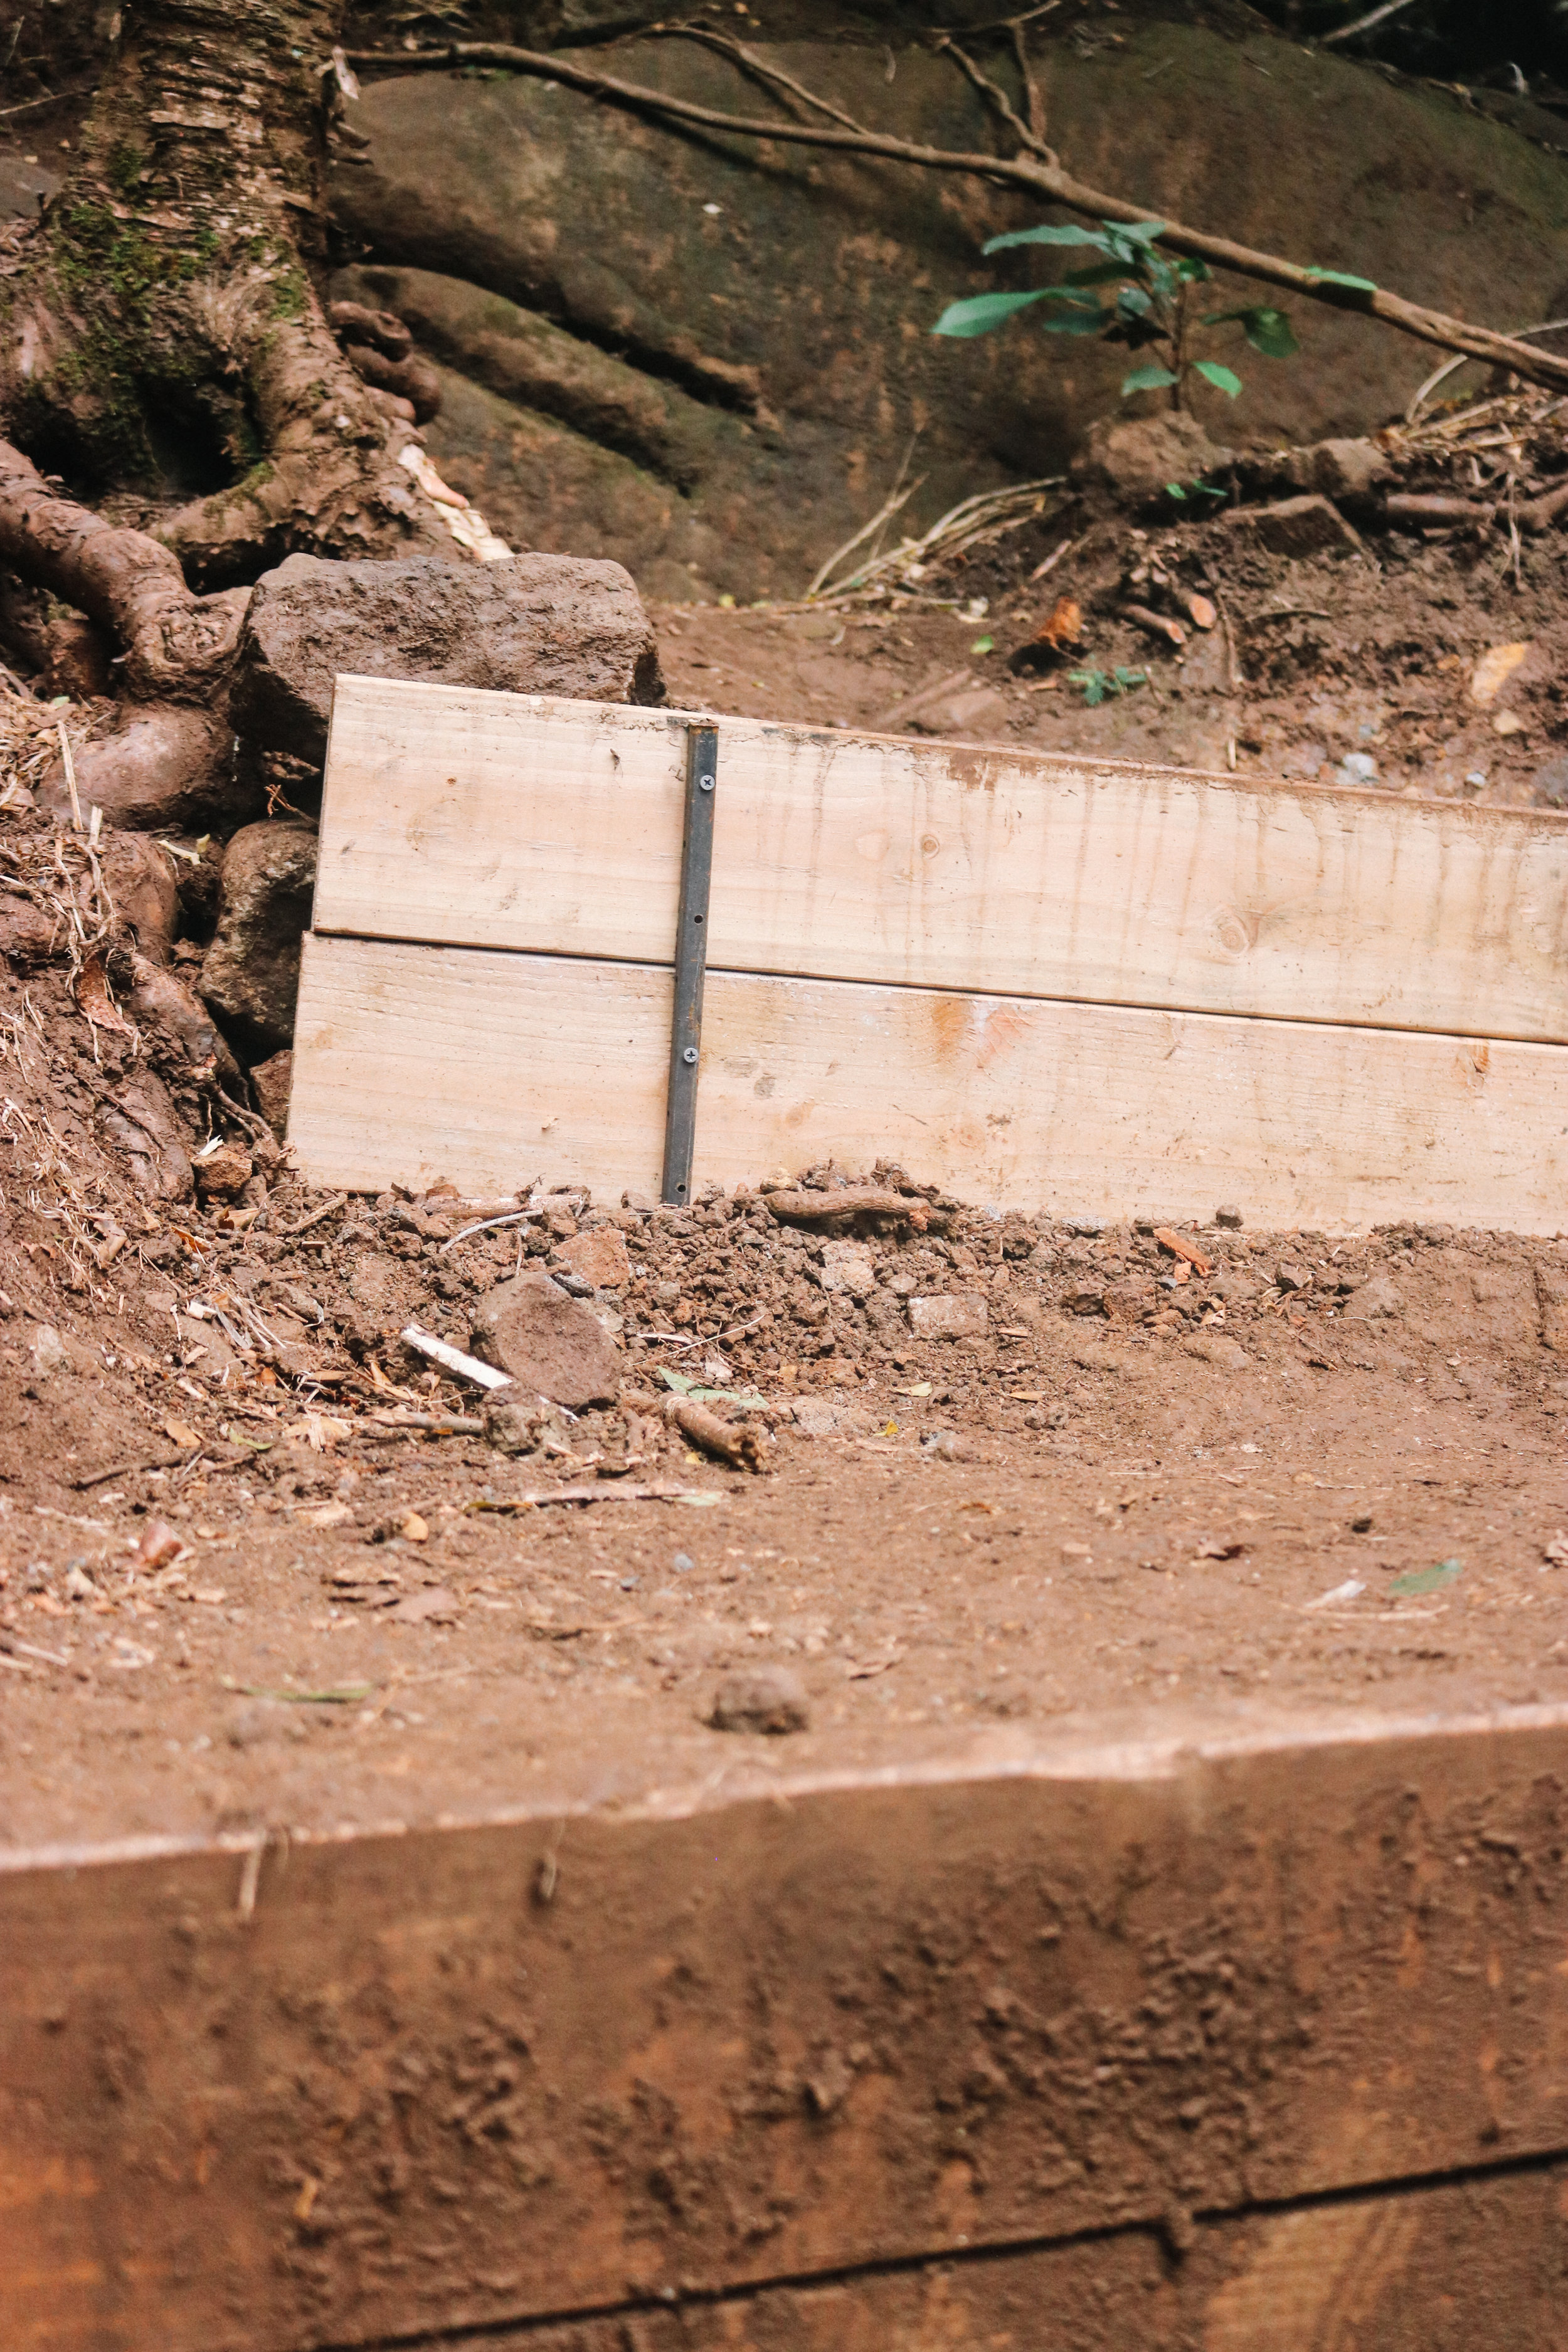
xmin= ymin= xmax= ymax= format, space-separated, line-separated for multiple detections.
xmin=666 ymin=1395 xmax=765 ymax=1472
xmin=762 ymin=1185 xmax=945 ymax=1229
xmin=347 ymin=40 xmax=1568 ymax=393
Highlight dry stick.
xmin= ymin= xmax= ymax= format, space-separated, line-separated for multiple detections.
xmin=56 ymin=719 xmax=81 ymax=831
xmin=1322 ymin=0 xmax=1419 ymax=42
xmin=347 ymin=40 xmax=1568 ymax=393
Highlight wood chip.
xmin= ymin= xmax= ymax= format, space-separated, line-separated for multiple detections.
xmin=1153 ymin=1227 xmax=1212 ymax=1277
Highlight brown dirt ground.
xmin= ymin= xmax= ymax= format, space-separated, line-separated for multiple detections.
xmin=4 ymin=955 xmax=1568 ymax=1855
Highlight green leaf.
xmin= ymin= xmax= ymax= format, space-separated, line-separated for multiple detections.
xmin=1165 ymin=481 xmax=1187 ymax=499
xmin=970 ymin=635 xmax=994 ymax=654
xmin=1303 ymin=267 xmax=1377 ymax=292
xmin=931 ymin=289 xmax=1054 ymax=337
xmin=1388 ymin=1557 xmax=1463 ymax=1597
xmin=1121 ymin=363 xmax=1179 ymax=395
xmin=1176 ymin=255 xmax=1213 ymax=283
xmin=1115 ymin=284 xmax=1153 ymax=318
xmin=1192 ymin=359 xmax=1243 ymax=398
xmin=1204 ymin=304 xmax=1300 ymax=358
xmin=1063 ymin=260 xmax=1139 ymax=289
xmin=984 ymin=223 xmax=1112 ymax=254
xmin=1104 ymin=218 xmax=1168 ymax=246
xmin=1039 ymin=312 xmax=1111 ymax=337
xmin=1067 ymin=668 xmax=1107 ymax=706
xmin=1112 ymin=667 xmax=1148 ymax=691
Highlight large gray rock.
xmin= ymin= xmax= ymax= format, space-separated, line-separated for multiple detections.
xmin=199 ymin=822 xmax=317 ymax=1056
xmin=329 ymin=27 xmax=1568 ymax=600
xmin=231 ymin=551 xmax=665 ymax=765
xmin=472 ymin=1271 xmax=621 ymax=1409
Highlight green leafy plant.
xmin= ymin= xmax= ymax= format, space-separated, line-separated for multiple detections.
xmin=933 ymin=218 xmax=1304 ymax=410
xmin=1067 ymin=665 xmax=1147 ymax=705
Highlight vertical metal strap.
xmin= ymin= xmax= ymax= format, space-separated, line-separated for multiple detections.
xmin=660 ymin=724 xmax=718 ymax=1206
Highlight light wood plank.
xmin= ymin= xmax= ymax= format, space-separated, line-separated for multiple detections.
xmin=290 ymin=932 xmax=1568 ymax=1229
xmin=312 ymin=677 xmax=1568 ymax=1042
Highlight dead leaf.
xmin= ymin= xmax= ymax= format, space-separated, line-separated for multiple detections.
xmin=73 ymin=951 xmax=137 ymax=1039
xmin=1036 ymin=593 xmax=1083 ymax=649
xmin=1469 ymin=642 xmax=1530 ymax=706
xmin=296 ymin=1501 xmax=354 ymax=1529
xmin=290 ymin=1414 xmax=354 ymax=1452
xmin=164 ymin=1417 xmax=201 ymax=1449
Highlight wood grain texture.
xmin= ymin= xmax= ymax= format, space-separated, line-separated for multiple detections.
xmin=312 ymin=677 xmax=1568 ymax=1041
xmin=290 ymin=933 xmax=1568 ymax=1230
xmin=5 ymin=1706 xmax=1568 ymax=2352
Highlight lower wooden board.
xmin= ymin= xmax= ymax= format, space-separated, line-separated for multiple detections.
xmin=290 ymin=933 xmax=1568 ymax=1230
xmin=456 ymin=2161 xmax=1568 ymax=2351
xmin=4 ymin=1703 xmax=1568 ymax=2352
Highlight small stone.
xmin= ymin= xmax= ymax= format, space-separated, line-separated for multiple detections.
xmin=481 ymin=1392 xmax=548 ymax=1454
xmin=65 ymin=1564 xmax=97 ymax=1601
xmin=1225 ymin=494 xmax=1364 ymax=560
xmin=225 ymin=1698 xmax=309 ymax=1749
xmin=251 ymin=1048 xmax=294 ymax=1140
xmin=199 ymin=821 xmax=318 ymax=1056
xmin=908 ymin=1291 xmax=988 ymax=1340
xmin=194 ymin=1142 xmax=253 ymax=1200
xmin=1343 ymin=1274 xmax=1402 ymax=1322
xmin=818 ymin=1239 xmax=876 ymax=1298
xmin=472 ymin=1270 xmax=622 ymax=1407
xmin=28 ymin=1323 xmax=69 ymax=1377
xmin=556 ymin=1225 xmax=630 ymax=1290
xmin=792 ymin=1396 xmax=849 ymax=1436
xmin=1276 ymin=1263 xmax=1313 ymax=1292
xmin=1214 ymin=1204 xmax=1243 ymax=1228
xmin=707 ymin=1666 xmax=810 ymax=1734
xmin=921 ymin=1428 xmax=969 ymax=1461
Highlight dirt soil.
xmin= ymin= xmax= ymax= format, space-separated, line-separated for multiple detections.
xmin=4 ymin=952 xmax=1568 ymax=1855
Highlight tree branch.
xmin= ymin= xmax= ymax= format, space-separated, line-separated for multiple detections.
xmin=345 ymin=38 xmax=1568 ymax=395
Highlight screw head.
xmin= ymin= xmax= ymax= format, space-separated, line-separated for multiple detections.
xmin=682 ymin=1046 xmax=699 ymax=1066
xmin=699 ymin=774 xmax=716 ymax=792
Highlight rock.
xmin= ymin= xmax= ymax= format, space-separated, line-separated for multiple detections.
xmin=1215 ymin=1204 xmax=1244 ymax=1229
xmin=555 ymin=1225 xmax=630 ymax=1290
xmin=1344 ymin=1274 xmax=1402 ymax=1321
xmin=908 ymin=684 xmax=1013 ymax=741
xmin=1535 ymin=1262 xmax=1568 ymax=1352
xmin=1187 ymin=1334 xmax=1249 ymax=1370
xmin=792 ymin=1396 xmax=850 ymax=1436
xmin=472 ymin=1270 xmax=622 ymax=1407
xmin=199 ymin=822 xmax=317 ymax=1056
xmin=1070 ymin=411 xmax=1233 ymax=508
xmin=194 ymin=1142 xmax=252 ymax=1201
xmin=28 ymin=1323 xmax=69 ymax=1377
xmin=1294 ymin=437 xmax=1392 ymax=502
xmin=818 ymin=1241 xmax=876 ymax=1299
xmin=330 ymin=28 xmax=1564 ymax=594
xmin=1276 ymin=1263 xmax=1313 ymax=1291
xmin=1225 ymin=495 xmax=1364 ymax=560
xmin=480 ymin=1392 xmax=564 ymax=1455
xmin=921 ymin=1428 xmax=970 ymax=1461
xmin=36 ymin=706 xmax=245 ymax=832
xmin=706 ymin=1665 xmax=810 ymax=1734
xmin=231 ymin=551 xmax=665 ymax=765
xmin=908 ymin=1291 xmax=988 ymax=1341
xmin=250 ymin=1048 xmax=294 ymax=1140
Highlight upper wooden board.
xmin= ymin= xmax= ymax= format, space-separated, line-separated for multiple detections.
xmin=314 ymin=679 xmax=1568 ymax=1042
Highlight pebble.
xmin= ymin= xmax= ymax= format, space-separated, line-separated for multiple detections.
xmin=707 ymin=1666 xmax=810 ymax=1734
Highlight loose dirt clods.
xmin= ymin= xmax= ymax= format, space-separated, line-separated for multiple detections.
xmin=3 ymin=955 xmax=1567 ymax=1851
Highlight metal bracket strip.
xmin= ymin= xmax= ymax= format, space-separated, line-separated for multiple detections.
xmin=660 ymin=724 xmax=718 ymax=1206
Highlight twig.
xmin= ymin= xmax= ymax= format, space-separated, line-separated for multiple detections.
xmin=652 ymin=26 xmax=871 ymax=135
xmin=807 ymin=475 xmax=926 ymax=600
xmin=72 ymin=1452 xmax=186 ymax=1488
xmin=345 ymin=39 xmax=1568 ymax=392
xmin=1012 ymin=21 xmax=1049 ymax=147
xmin=439 ymin=1207 xmax=536 ymax=1253
xmin=278 ymin=1192 xmax=346 ymax=1239
xmin=1029 ymin=533 xmax=1078 ymax=581
xmin=1322 ymin=0 xmax=1419 ymax=43
xmin=936 ymin=34 xmax=1055 ymax=163
xmin=1214 ymin=588 xmax=1243 ymax=693
xmin=400 ymin=1321 xmax=511 ymax=1391
xmin=358 ymin=1414 xmax=485 ymax=1441
xmin=56 ymin=720 xmax=81 ymax=832
xmin=1406 ymin=320 xmax=1568 ymax=421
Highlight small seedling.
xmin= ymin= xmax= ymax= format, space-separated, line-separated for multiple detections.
xmin=1067 ymin=666 xmax=1147 ymax=706
xmin=933 ymin=216 xmax=1322 ymax=411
